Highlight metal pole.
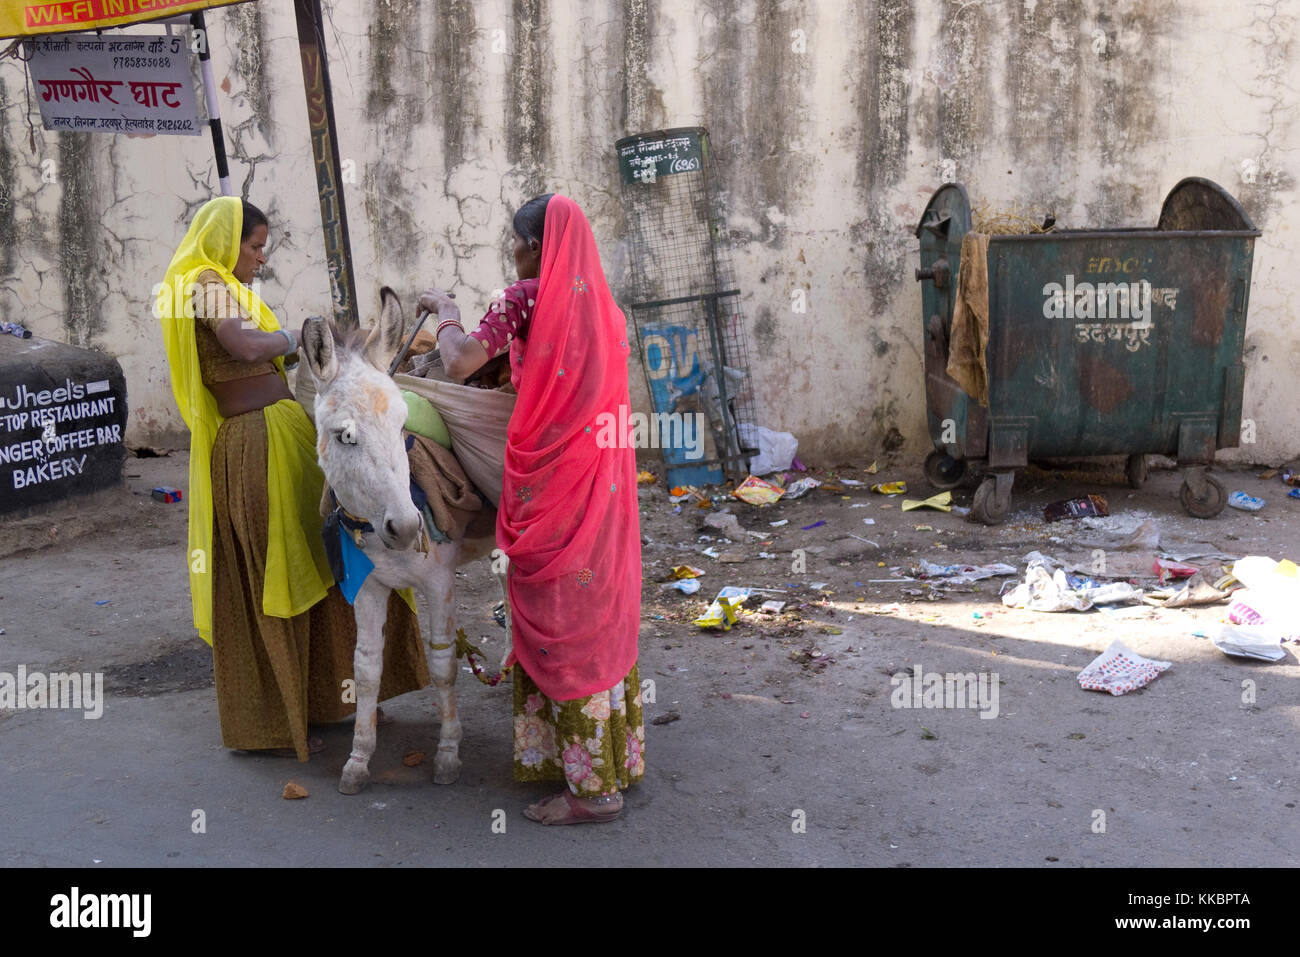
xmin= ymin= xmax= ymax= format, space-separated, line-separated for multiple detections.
xmin=189 ymin=10 xmax=231 ymax=196
xmin=294 ymin=0 xmax=360 ymax=329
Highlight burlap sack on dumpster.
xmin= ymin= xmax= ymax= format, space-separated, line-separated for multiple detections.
xmin=946 ymin=231 xmax=991 ymax=407
xmin=394 ymin=363 xmax=515 ymax=508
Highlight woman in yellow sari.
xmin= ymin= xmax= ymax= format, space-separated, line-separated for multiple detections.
xmin=158 ymin=196 xmax=427 ymax=761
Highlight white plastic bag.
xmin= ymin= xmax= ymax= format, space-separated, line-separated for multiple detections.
xmin=738 ymin=423 xmax=798 ymax=476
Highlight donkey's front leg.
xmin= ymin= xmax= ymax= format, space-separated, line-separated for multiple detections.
xmin=339 ymin=577 xmax=390 ymax=795
xmin=421 ymin=544 xmax=462 ymax=785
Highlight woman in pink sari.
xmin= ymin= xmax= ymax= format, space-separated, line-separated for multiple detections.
xmin=419 ymin=194 xmax=644 ymax=824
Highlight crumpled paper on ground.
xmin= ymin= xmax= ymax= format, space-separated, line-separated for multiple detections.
xmin=1077 ymin=639 xmax=1171 ymax=695
xmin=1002 ymin=561 xmax=1143 ymax=612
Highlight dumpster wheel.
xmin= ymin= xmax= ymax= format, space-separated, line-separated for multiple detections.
xmin=971 ymin=472 xmax=1014 ymax=525
xmin=1126 ymin=454 xmax=1148 ymax=489
xmin=1180 ymin=470 xmax=1227 ymax=519
xmin=924 ymin=451 xmax=967 ymax=490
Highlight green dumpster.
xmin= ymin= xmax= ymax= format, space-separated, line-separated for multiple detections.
xmin=915 ymin=178 xmax=1259 ymax=524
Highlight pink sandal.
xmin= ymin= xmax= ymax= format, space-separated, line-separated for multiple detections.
xmin=524 ymin=790 xmax=622 ymax=825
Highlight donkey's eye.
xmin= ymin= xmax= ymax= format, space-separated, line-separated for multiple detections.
xmin=336 ymin=419 xmax=358 ymax=445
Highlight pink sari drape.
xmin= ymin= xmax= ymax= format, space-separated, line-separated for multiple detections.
xmin=498 ymin=195 xmax=642 ymax=700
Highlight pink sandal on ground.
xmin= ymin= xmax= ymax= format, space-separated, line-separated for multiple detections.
xmin=523 ymin=790 xmax=622 ymax=825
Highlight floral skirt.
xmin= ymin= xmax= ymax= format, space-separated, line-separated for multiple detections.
xmin=512 ymin=662 xmax=646 ymax=796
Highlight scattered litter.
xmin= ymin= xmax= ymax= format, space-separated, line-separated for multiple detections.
xmin=1002 ymin=561 xmax=1142 ymax=612
xmin=758 ymin=552 xmax=777 ymax=559
xmin=800 ymin=711 xmax=811 ymax=719
xmin=808 ymin=581 xmax=830 ymax=590
xmin=951 ymin=505 xmax=971 ymax=517
xmin=1290 ymin=489 xmax=1300 ymax=500
xmin=864 ymin=461 xmax=879 ymax=474
xmin=282 ymin=781 xmax=309 ymax=800
xmin=848 ymin=535 xmax=880 ymax=547
xmin=850 ymin=503 xmax=870 ymax=509
xmin=902 ymin=491 xmax=953 ymax=512
xmin=920 ymin=726 xmax=936 ymax=740
xmin=732 ymin=475 xmax=785 ymax=505
xmin=1142 ymin=572 xmax=1231 ymax=608
xmin=701 ymin=546 xmax=721 ymax=559
xmin=661 ymin=579 xmax=702 ymax=595
xmin=717 ymin=552 xmax=747 ymax=563
xmin=402 ymin=751 xmax=426 ymax=767
xmin=783 ymin=477 xmax=822 ymax=499
xmin=1209 ymin=623 xmax=1286 ymax=661
xmin=760 ymin=600 xmax=786 ymax=614
xmin=862 ymin=518 xmax=875 ymax=525
xmin=1223 ymin=556 xmax=1300 ymax=641
xmin=871 ymin=481 xmax=906 ymax=495
xmin=769 ymin=519 xmax=789 ymax=527
xmin=95 ymin=599 xmax=111 ymax=606
xmin=651 ymin=710 xmax=681 ymax=726
xmin=1228 ymin=491 xmax=1265 ymax=511
xmin=637 ymin=470 xmax=657 ymax=485
xmin=801 ymin=520 xmax=826 ymax=530
xmin=1153 ymin=558 xmax=1199 ymax=581
xmin=915 ymin=560 xmax=1016 ymax=585
xmin=1077 ymin=640 xmax=1171 ymax=695
xmin=1044 ymin=494 xmax=1109 ymax=522
xmin=841 ymin=479 xmax=865 ymax=486
xmin=1259 ymin=468 xmax=1279 ymax=480
xmin=694 ymin=586 xmax=752 ymax=630
xmin=151 ymin=486 xmax=182 ymax=504
xmin=670 ymin=565 xmax=704 ymax=579
xmin=913 ymin=524 xmax=932 ymax=531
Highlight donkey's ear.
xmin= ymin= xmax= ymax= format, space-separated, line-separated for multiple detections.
xmin=301 ymin=316 xmax=339 ymax=384
xmin=364 ymin=287 xmax=407 ymax=372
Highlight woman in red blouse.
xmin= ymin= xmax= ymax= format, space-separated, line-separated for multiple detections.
xmin=419 ymin=195 xmax=646 ymax=825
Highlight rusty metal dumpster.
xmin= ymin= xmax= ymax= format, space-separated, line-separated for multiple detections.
xmin=915 ymin=177 xmax=1259 ymax=524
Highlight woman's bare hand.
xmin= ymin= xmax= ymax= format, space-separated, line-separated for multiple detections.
xmin=418 ymin=287 xmax=458 ymax=315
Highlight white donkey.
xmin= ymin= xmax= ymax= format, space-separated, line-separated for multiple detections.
xmin=301 ymin=289 xmax=508 ymax=794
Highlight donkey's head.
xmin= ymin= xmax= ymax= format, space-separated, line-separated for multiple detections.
xmin=302 ymin=288 xmax=420 ymax=550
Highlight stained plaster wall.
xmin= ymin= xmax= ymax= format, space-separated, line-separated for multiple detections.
xmin=0 ymin=0 xmax=1296 ymax=462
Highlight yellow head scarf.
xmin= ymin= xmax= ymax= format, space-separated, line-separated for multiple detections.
xmin=158 ymin=197 xmax=333 ymax=643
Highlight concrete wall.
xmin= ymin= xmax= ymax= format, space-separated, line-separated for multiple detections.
xmin=1 ymin=0 xmax=1297 ymax=462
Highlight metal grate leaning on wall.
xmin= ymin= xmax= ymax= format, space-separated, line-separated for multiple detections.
xmin=615 ymin=127 xmax=757 ymax=486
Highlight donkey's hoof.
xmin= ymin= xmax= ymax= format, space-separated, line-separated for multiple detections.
xmin=432 ymin=753 xmax=461 ymax=785
xmin=339 ymin=760 xmax=371 ymax=795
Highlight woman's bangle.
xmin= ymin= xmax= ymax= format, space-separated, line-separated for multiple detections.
xmin=435 ymin=318 xmax=463 ymax=338
xmin=276 ymin=329 xmax=296 ymax=355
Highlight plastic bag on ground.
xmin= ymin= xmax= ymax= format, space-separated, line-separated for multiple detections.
xmin=1209 ymin=622 xmax=1286 ymax=661
xmin=1077 ymin=639 xmax=1171 ymax=695
xmin=738 ymin=424 xmax=798 ymax=476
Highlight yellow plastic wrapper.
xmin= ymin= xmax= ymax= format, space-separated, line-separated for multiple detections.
xmin=732 ymin=475 xmax=785 ymax=505
xmin=901 ymin=491 xmax=953 ymax=512
xmin=637 ymin=470 xmax=657 ymax=485
xmin=670 ymin=565 xmax=705 ymax=579
xmin=693 ymin=587 xmax=751 ymax=630
xmin=871 ymin=481 xmax=907 ymax=495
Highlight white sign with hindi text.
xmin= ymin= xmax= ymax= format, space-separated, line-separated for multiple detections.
xmin=27 ymin=32 xmax=200 ymax=136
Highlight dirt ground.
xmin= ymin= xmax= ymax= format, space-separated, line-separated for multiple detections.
xmin=2 ymin=449 xmax=1298 ymax=867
